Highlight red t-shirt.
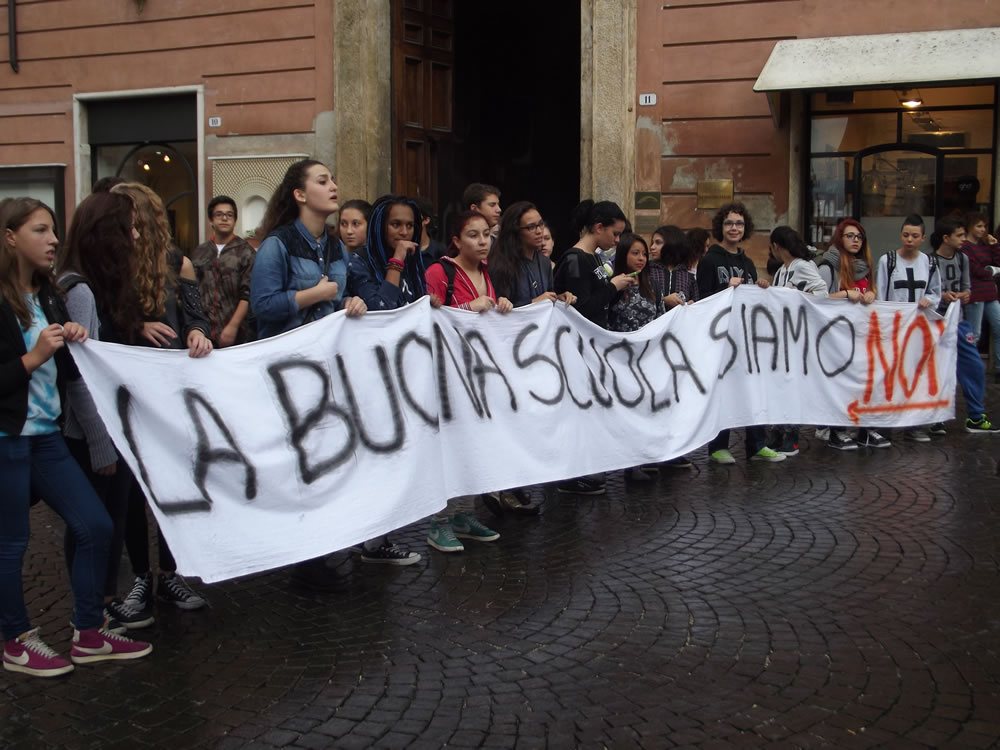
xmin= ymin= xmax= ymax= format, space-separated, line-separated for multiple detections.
xmin=424 ymin=257 xmax=497 ymax=309
xmin=847 ymin=277 xmax=870 ymax=295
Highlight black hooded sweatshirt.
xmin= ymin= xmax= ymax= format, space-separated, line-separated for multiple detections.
xmin=696 ymin=243 xmax=757 ymax=299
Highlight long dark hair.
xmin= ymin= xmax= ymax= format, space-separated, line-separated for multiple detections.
xmin=488 ymin=201 xmax=538 ymax=298
xmin=770 ymin=226 xmax=811 ymax=260
xmin=613 ymin=232 xmax=654 ymax=301
xmin=60 ymin=191 xmax=142 ymax=341
xmin=570 ymin=199 xmax=626 ymax=239
xmin=360 ymin=194 xmax=427 ymax=295
xmin=0 ymin=197 xmax=58 ymax=327
xmin=655 ymin=225 xmax=696 ymax=269
xmin=258 ymin=159 xmax=325 ymax=238
xmin=686 ymin=227 xmax=710 ymax=263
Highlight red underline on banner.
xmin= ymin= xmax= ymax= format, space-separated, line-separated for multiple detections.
xmin=846 ymin=399 xmax=951 ymax=424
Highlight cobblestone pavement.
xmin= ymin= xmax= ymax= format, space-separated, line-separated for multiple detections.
xmin=3 ymin=418 xmax=1000 ymax=749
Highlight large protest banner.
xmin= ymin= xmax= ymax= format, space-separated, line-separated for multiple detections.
xmin=70 ymin=287 xmax=959 ymax=582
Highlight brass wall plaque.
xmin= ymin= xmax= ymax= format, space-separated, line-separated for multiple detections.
xmin=697 ymin=180 xmax=734 ymax=210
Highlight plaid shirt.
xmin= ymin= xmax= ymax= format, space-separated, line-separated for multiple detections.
xmin=190 ymin=236 xmax=255 ymax=345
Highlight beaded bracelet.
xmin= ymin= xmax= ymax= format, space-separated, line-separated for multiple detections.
xmin=386 ymin=258 xmax=404 ymax=272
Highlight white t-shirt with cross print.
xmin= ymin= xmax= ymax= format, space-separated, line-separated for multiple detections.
xmin=876 ymin=251 xmax=941 ymax=309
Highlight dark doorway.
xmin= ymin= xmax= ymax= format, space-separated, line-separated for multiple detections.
xmin=436 ymin=2 xmax=581 ymax=249
xmin=88 ymin=94 xmax=199 ymax=251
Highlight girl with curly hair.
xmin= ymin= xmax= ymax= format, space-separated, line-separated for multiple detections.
xmin=104 ymin=183 xmax=212 ymax=623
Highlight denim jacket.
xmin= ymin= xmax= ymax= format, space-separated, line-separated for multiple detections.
xmin=250 ymin=219 xmax=347 ymax=338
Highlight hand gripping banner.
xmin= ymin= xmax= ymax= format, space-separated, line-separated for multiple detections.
xmin=69 ymin=287 xmax=958 ymax=582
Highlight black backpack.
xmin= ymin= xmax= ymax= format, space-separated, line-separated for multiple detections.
xmin=434 ymin=259 xmax=459 ymax=307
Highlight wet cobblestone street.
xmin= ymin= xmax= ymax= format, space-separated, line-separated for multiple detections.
xmin=3 ymin=419 xmax=1000 ymax=749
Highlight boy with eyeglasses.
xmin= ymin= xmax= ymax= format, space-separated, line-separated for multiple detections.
xmin=190 ymin=196 xmax=256 ymax=347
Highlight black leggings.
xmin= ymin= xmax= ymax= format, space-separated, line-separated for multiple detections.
xmin=124 ymin=481 xmax=176 ymax=576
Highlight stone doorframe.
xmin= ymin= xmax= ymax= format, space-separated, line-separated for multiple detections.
xmin=333 ymin=0 xmax=636 ymax=219
xmin=581 ymin=0 xmax=637 ymax=221
xmin=333 ymin=0 xmax=393 ymax=205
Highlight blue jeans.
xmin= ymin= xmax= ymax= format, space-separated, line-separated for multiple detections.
xmin=0 ymin=432 xmax=111 ymax=640
xmin=963 ymin=300 xmax=1000 ymax=370
xmin=956 ymin=319 xmax=986 ymax=421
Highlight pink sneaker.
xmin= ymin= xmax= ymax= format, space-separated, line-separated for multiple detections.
xmin=3 ymin=628 xmax=74 ymax=677
xmin=70 ymin=627 xmax=152 ymax=664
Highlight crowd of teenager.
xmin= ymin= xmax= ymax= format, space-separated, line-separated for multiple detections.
xmin=3 ymin=157 xmax=999 ymax=679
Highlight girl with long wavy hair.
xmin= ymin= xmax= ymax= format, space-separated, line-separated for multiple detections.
xmin=488 ymin=201 xmax=576 ymax=309
xmin=251 ymin=159 xmax=365 ymax=340
xmin=0 ymin=197 xmax=151 ymax=677
xmin=103 ymin=183 xmax=212 ymax=623
xmin=110 ymin=182 xmax=212 ymax=353
xmin=56 ymin=191 xmax=144 ymax=630
xmin=813 ymin=219 xmax=888 ymax=451
xmin=816 ymin=219 xmax=876 ymax=304
xmin=251 ymin=160 xmax=389 ymax=585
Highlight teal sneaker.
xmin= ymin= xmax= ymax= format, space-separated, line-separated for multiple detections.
xmin=450 ymin=513 xmax=500 ymax=542
xmin=709 ymin=449 xmax=736 ymax=464
xmin=427 ymin=519 xmax=464 ymax=553
xmin=750 ymin=446 xmax=786 ymax=462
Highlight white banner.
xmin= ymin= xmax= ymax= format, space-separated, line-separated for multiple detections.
xmin=69 ymin=287 xmax=958 ymax=582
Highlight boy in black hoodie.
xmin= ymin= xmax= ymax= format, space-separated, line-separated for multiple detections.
xmin=696 ymin=202 xmax=785 ymax=464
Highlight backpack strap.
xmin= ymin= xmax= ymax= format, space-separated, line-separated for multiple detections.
xmin=58 ymin=272 xmax=88 ymax=294
xmin=436 ymin=259 xmax=458 ymax=307
xmin=884 ymin=250 xmax=896 ymax=298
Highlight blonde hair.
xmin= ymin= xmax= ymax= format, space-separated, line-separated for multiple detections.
xmin=111 ymin=182 xmax=173 ymax=318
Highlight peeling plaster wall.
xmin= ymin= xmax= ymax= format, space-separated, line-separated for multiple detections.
xmin=633 ymin=0 xmax=999 ymax=272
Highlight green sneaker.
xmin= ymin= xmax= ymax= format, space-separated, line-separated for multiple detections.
xmin=427 ymin=519 xmax=464 ymax=552
xmin=965 ymin=416 xmax=1000 ymax=433
xmin=450 ymin=513 xmax=500 ymax=542
xmin=750 ymin=446 xmax=786 ymax=462
xmin=709 ymin=449 xmax=736 ymax=464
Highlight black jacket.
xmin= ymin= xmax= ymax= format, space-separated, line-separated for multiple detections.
xmin=696 ymin=244 xmax=758 ymax=299
xmin=554 ymin=247 xmax=617 ymax=327
xmin=0 ymin=279 xmax=79 ymax=435
xmin=96 ymin=249 xmax=210 ymax=348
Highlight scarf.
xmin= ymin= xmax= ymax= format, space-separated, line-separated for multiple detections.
xmin=821 ymin=248 xmax=870 ymax=284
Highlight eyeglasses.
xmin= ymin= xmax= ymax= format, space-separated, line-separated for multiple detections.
xmin=843 ymin=232 xmax=864 ymax=241
xmin=520 ymin=220 xmax=546 ymax=232
xmin=212 ymin=211 xmax=236 ymax=220
xmin=723 ymin=220 xmax=745 ymax=228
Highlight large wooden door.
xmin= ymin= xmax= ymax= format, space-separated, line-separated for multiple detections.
xmin=391 ymin=0 xmax=454 ymax=206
